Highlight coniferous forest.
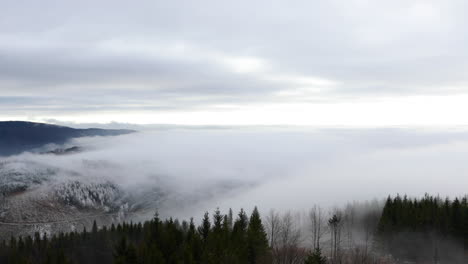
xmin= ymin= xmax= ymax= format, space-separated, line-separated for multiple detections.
xmin=0 ymin=196 xmax=467 ymax=264
xmin=0 ymin=207 xmax=270 ymax=264
xmin=377 ymin=195 xmax=468 ymax=263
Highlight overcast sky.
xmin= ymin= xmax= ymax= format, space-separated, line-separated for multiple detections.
xmin=2 ymin=0 xmax=468 ymax=126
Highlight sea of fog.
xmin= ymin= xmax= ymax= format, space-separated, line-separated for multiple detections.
xmin=8 ymin=126 xmax=468 ymax=220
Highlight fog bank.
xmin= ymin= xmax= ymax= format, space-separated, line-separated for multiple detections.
xmin=6 ymin=127 xmax=468 ymax=220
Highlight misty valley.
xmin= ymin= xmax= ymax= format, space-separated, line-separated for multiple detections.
xmin=0 ymin=122 xmax=467 ymax=264
xmin=4 ymin=0 xmax=468 ymax=262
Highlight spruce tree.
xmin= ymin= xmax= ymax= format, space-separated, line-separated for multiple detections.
xmin=232 ymin=209 xmax=249 ymax=263
xmin=304 ymin=247 xmax=327 ymax=264
xmin=246 ymin=207 xmax=269 ymax=264
xmin=198 ymin=212 xmax=211 ymax=243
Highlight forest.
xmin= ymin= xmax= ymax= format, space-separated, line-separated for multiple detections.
xmin=377 ymin=194 xmax=468 ymax=263
xmin=0 ymin=195 xmax=466 ymax=264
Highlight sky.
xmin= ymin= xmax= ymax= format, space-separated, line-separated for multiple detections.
xmin=2 ymin=0 xmax=468 ymax=126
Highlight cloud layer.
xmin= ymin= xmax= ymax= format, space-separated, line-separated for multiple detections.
xmin=5 ymin=127 xmax=468 ymax=220
xmin=2 ymin=0 xmax=468 ymax=125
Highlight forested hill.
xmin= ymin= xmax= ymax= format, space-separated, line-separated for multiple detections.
xmin=0 ymin=208 xmax=272 ymax=264
xmin=0 ymin=196 xmax=467 ymax=264
xmin=0 ymin=121 xmax=135 ymax=156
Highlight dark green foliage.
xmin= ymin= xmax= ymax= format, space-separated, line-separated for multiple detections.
xmin=304 ymin=247 xmax=327 ymax=264
xmin=198 ymin=211 xmax=211 ymax=243
xmin=377 ymin=194 xmax=468 ymax=263
xmin=378 ymin=194 xmax=468 ymax=241
xmin=114 ymin=237 xmax=137 ymax=264
xmin=0 ymin=208 xmax=270 ymax=264
xmin=231 ymin=208 xmax=249 ymax=263
xmin=247 ymin=207 xmax=269 ymax=264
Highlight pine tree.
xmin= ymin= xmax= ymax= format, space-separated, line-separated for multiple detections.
xmin=246 ymin=207 xmax=269 ymax=264
xmin=92 ymin=220 xmax=98 ymax=234
xmin=232 ymin=209 xmax=249 ymax=263
xmin=304 ymin=247 xmax=327 ymax=264
xmin=114 ymin=237 xmax=129 ymax=264
xmin=198 ymin=212 xmax=211 ymax=243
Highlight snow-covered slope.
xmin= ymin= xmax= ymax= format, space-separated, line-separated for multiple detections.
xmin=0 ymin=157 xmax=141 ymax=237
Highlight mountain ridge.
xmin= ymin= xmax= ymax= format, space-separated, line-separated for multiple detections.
xmin=0 ymin=121 xmax=136 ymax=156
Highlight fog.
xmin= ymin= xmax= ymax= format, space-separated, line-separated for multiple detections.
xmin=6 ymin=126 xmax=468 ymax=221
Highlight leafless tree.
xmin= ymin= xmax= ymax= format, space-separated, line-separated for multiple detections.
xmin=328 ymin=212 xmax=343 ymax=263
xmin=361 ymin=209 xmax=378 ymax=258
xmin=308 ymin=205 xmax=327 ymax=250
xmin=279 ymin=211 xmax=304 ymax=264
xmin=343 ymin=204 xmax=355 ymax=249
xmin=265 ymin=209 xmax=281 ymax=248
xmin=266 ymin=211 xmax=305 ymax=264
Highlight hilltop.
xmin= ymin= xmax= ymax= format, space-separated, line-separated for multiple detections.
xmin=0 ymin=121 xmax=135 ymax=156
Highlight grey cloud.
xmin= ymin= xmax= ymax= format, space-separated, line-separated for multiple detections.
xmin=6 ymin=127 xmax=468 ymax=219
xmin=2 ymin=0 xmax=468 ymax=116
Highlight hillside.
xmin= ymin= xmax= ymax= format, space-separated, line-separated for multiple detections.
xmin=0 ymin=121 xmax=135 ymax=156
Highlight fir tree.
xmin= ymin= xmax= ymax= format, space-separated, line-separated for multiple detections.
xmin=247 ymin=207 xmax=269 ymax=264
xmin=304 ymin=247 xmax=327 ymax=264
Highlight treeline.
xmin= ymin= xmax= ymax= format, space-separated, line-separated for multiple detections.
xmin=0 ymin=204 xmax=387 ymax=264
xmin=1 ymin=195 xmax=467 ymax=264
xmin=0 ymin=204 xmax=392 ymax=264
xmin=377 ymin=194 xmax=468 ymax=263
xmin=0 ymin=207 xmax=275 ymax=264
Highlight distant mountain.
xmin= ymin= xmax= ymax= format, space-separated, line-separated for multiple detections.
xmin=41 ymin=146 xmax=83 ymax=155
xmin=0 ymin=121 xmax=135 ymax=156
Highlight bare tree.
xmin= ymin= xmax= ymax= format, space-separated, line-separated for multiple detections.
xmin=266 ymin=211 xmax=305 ymax=264
xmin=328 ymin=212 xmax=343 ymax=263
xmin=308 ymin=205 xmax=327 ymax=250
xmin=265 ymin=209 xmax=281 ymax=249
xmin=278 ymin=211 xmax=304 ymax=264
xmin=343 ymin=204 xmax=355 ymax=249
xmin=359 ymin=200 xmax=382 ymax=260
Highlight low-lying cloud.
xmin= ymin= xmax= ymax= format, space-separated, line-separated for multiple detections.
xmin=3 ymin=127 xmax=468 ymax=221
